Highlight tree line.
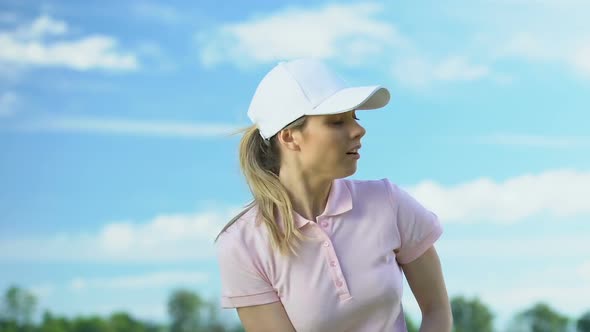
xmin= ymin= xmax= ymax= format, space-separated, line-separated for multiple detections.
xmin=1 ymin=285 xmax=589 ymax=332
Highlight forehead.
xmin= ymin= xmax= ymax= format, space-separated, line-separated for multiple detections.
xmin=309 ymin=110 xmax=356 ymax=120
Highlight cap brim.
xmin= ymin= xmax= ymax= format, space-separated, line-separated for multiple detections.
xmin=306 ymin=86 xmax=390 ymax=116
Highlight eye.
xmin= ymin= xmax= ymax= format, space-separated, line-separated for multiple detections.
xmin=331 ymin=115 xmax=359 ymax=125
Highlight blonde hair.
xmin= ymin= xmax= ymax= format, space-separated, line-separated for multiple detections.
xmin=214 ymin=117 xmax=314 ymax=257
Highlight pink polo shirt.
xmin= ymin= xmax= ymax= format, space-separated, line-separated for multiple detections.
xmin=215 ymin=178 xmax=443 ymax=332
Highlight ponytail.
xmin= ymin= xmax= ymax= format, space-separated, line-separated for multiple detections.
xmin=214 ymin=117 xmax=312 ymax=257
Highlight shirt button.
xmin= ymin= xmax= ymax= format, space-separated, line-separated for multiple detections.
xmin=330 ymin=261 xmax=337 ymax=267
xmin=336 ymin=280 xmax=343 ymax=287
xmin=321 ymin=221 xmax=329 ymax=228
xmin=323 ymin=241 xmax=330 ymax=247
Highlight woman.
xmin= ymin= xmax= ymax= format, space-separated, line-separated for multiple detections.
xmin=214 ymin=58 xmax=452 ymax=332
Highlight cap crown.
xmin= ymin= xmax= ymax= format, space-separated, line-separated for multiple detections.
xmin=247 ymin=58 xmax=348 ymax=139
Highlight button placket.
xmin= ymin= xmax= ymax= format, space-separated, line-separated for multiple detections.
xmin=320 ymin=237 xmax=350 ymax=297
xmin=317 ymin=217 xmax=331 ymax=235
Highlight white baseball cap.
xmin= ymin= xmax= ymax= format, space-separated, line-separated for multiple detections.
xmin=247 ymin=58 xmax=390 ymax=140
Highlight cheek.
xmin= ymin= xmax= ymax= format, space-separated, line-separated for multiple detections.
xmin=308 ymin=139 xmax=342 ymax=162
xmin=300 ymin=129 xmax=343 ymax=164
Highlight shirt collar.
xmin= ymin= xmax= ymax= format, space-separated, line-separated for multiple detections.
xmin=286 ymin=178 xmax=353 ymax=229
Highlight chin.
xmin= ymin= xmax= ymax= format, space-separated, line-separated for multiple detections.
xmin=337 ymin=166 xmax=357 ymax=179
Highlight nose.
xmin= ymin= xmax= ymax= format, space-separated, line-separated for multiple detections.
xmin=351 ymin=120 xmax=366 ymax=140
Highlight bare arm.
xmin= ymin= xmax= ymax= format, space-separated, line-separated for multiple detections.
xmin=237 ymin=301 xmax=297 ymax=332
xmin=401 ymin=246 xmax=453 ymax=332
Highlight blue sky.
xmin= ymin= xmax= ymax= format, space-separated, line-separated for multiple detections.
xmin=1 ymin=0 xmax=589 ymax=330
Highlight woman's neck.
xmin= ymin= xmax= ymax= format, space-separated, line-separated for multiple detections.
xmin=278 ymin=168 xmax=333 ymax=222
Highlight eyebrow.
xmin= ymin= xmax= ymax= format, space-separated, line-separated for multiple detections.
xmin=323 ymin=110 xmax=356 ymax=120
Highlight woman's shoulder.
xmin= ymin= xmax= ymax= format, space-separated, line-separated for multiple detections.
xmin=214 ymin=203 xmax=277 ymax=266
xmin=336 ymin=178 xmax=401 ymax=212
xmin=215 ymin=202 xmax=265 ymax=245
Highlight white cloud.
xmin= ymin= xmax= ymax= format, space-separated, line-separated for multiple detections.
xmin=474 ymin=133 xmax=590 ymax=148
xmin=198 ymin=3 xmax=407 ymax=68
xmin=406 ymin=169 xmax=590 ymax=223
xmin=132 ymin=2 xmax=183 ymax=24
xmin=455 ymin=0 xmax=590 ymax=79
xmin=5 ymin=116 xmax=244 ymax=138
xmin=0 ymin=91 xmax=19 ymax=117
xmin=0 ymin=15 xmax=138 ymax=71
xmin=392 ymin=55 xmax=491 ymax=88
xmin=416 ymin=1 xmax=590 ymax=82
xmin=199 ymin=1 xmax=589 ymax=83
xmin=13 ymin=14 xmax=67 ymax=39
xmin=0 ymin=207 xmax=242 ymax=263
xmin=68 ymin=270 xmax=209 ymax=292
xmin=498 ymin=32 xmax=557 ymax=61
xmin=496 ymin=32 xmax=590 ymax=78
xmin=197 ymin=3 xmax=498 ymax=87
xmin=434 ymin=56 xmax=490 ymax=81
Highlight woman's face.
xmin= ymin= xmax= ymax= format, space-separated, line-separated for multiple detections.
xmin=291 ymin=110 xmax=366 ymax=179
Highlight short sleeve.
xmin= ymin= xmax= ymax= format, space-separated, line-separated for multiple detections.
xmin=215 ymin=232 xmax=280 ymax=308
xmin=384 ymin=179 xmax=443 ymax=264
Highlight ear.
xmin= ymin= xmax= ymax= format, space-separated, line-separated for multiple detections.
xmin=277 ymin=128 xmax=301 ymax=151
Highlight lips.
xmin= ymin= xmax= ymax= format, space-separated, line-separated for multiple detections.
xmin=346 ymin=144 xmax=361 ymax=154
